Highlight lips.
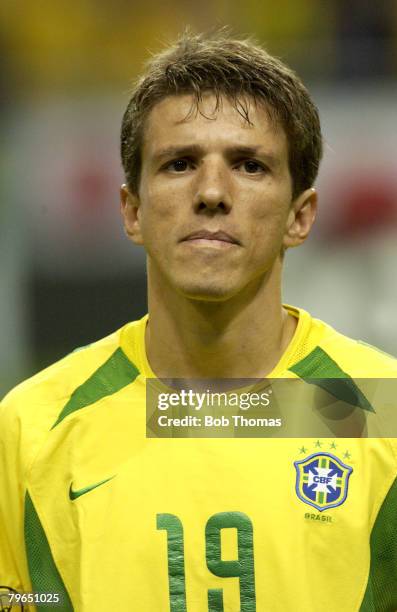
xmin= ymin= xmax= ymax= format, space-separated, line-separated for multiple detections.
xmin=182 ymin=230 xmax=240 ymax=245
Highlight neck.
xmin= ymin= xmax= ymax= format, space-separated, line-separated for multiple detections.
xmin=145 ymin=260 xmax=296 ymax=378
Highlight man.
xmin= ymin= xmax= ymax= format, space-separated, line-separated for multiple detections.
xmin=1 ymin=30 xmax=397 ymax=612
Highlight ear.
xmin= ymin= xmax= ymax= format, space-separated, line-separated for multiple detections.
xmin=120 ymin=184 xmax=144 ymax=245
xmin=283 ymin=188 xmax=318 ymax=249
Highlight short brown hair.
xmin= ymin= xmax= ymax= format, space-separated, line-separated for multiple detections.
xmin=120 ymin=29 xmax=322 ymax=199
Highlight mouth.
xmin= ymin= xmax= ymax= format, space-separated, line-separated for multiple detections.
xmin=181 ymin=230 xmax=241 ymax=247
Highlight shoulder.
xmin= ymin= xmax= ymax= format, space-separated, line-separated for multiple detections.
xmin=2 ymin=327 xmax=124 ymax=408
xmin=317 ymin=321 xmax=397 ymax=378
xmin=289 ymin=307 xmax=397 ymax=378
xmin=0 ymin=326 xmax=129 ymax=468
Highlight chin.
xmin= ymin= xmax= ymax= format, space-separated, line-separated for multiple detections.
xmin=176 ymin=280 xmax=236 ymax=302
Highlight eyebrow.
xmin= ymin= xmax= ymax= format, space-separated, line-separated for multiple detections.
xmin=151 ymin=144 xmax=280 ymax=167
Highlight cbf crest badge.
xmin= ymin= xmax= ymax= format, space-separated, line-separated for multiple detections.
xmin=294 ymin=452 xmax=353 ymax=512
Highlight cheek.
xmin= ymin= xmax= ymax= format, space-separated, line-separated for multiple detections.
xmin=248 ymin=200 xmax=289 ymax=258
xmin=138 ymin=184 xmax=184 ymax=258
xmin=139 ymin=184 xmax=177 ymax=231
xmin=250 ymin=196 xmax=288 ymax=234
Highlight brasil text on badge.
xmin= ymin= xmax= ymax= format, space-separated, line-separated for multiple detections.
xmin=294 ymin=452 xmax=353 ymax=512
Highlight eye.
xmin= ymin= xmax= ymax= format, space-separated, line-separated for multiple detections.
xmin=165 ymin=158 xmax=191 ymax=172
xmin=239 ymin=160 xmax=265 ymax=174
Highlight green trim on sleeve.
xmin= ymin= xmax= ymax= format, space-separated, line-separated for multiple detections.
xmin=52 ymin=347 xmax=140 ymax=428
xmin=289 ymin=346 xmax=374 ymax=412
xmin=24 ymin=492 xmax=74 ymax=611
xmin=359 ymin=476 xmax=397 ymax=611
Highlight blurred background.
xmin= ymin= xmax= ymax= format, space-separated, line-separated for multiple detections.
xmin=1 ymin=0 xmax=397 ymax=395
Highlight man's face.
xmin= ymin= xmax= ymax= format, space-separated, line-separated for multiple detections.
xmin=122 ymin=93 xmax=313 ymax=301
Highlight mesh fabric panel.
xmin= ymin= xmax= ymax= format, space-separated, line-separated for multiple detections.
xmin=24 ymin=492 xmax=73 ymax=611
xmin=360 ymin=476 xmax=397 ymax=611
xmin=289 ymin=346 xmax=373 ymax=411
xmin=52 ymin=347 xmax=140 ymax=428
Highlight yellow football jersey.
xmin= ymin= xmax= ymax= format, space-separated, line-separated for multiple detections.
xmin=1 ymin=305 xmax=397 ymax=612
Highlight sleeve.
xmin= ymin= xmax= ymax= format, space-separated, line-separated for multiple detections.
xmin=0 ymin=394 xmax=32 ymax=594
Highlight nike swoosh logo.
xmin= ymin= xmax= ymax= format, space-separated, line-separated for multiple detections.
xmin=69 ymin=475 xmax=115 ymax=501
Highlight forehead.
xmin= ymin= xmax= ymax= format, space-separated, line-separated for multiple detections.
xmin=141 ymin=93 xmax=288 ymax=160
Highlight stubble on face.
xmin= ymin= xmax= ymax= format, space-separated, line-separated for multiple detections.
xmin=137 ymin=93 xmax=293 ymax=302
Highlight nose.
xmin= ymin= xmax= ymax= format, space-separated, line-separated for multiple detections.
xmin=193 ymin=158 xmax=232 ymax=214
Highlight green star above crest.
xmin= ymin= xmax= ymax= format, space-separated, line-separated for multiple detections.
xmin=315 ymin=440 xmax=323 ymax=448
xmin=299 ymin=446 xmax=308 ymax=454
xmin=343 ymin=451 xmax=351 ymax=460
xmin=330 ymin=441 xmax=337 ymax=449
